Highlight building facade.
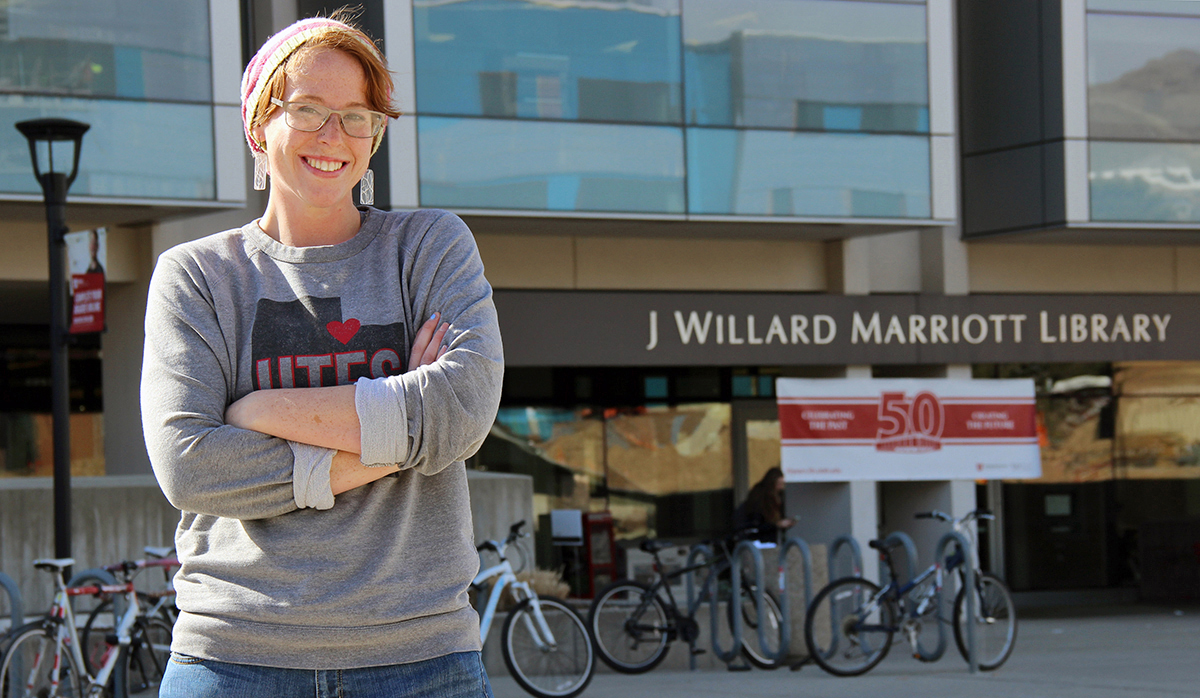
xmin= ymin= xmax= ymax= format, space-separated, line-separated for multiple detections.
xmin=2 ymin=0 xmax=1199 ymax=603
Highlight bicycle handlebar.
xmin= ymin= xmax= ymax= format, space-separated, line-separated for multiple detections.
xmin=914 ymin=509 xmax=993 ymax=523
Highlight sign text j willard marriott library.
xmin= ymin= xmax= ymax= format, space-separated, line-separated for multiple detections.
xmin=494 ymin=291 xmax=1195 ymax=366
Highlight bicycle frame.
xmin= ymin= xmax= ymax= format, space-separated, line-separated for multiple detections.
xmin=15 ymin=578 xmax=139 ymax=697
xmin=473 ymin=541 xmax=558 ymax=653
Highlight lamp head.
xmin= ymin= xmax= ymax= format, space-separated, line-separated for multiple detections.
xmin=14 ymin=118 xmax=90 ymax=188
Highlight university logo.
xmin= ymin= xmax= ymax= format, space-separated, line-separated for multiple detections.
xmin=250 ymin=296 xmax=406 ymax=390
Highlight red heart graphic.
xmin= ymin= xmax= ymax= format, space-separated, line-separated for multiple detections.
xmin=327 ymin=318 xmax=361 ymax=344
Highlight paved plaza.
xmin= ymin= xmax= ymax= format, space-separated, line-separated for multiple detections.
xmin=490 ymin=604 xmax=1200 ymax=698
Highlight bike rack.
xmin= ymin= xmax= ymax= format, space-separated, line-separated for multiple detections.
xmin=730 ymin=541 xmax=772 ymax=667
xmin=879 ymin=531 xmax=919 ymax=587
xmin=684 ymin=543 xmax=715 ymax=671
xmin=744 ymin=536 xmax=815 ymax=668
xmin=828 ymin=535 xmax=863 ymax=579
xmin=0 ymin=571 xmax=22 ymax=632
xmin=935 ymin=531 xmax=977 ymax=674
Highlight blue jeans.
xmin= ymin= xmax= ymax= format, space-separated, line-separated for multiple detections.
xmin=158 ymin=651 xmax=493 ymax=698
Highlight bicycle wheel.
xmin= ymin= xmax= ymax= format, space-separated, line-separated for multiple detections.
xmin=803 ymin=577 xmax=896 ymax=677
xmin=730 ymin=583 xmax=784 ymax=669
xmin=953 ymin=572 xmax=1017 ymax=671
xmin=502 ymin=595 xmax=594 ymax=698
xmin=906 ymin=572 xmax=945 ymax=663
xmin=587 ymin=581 xmax=671 ymax=674
xmin=81 ymin=599 xmax=115 ymax=675
xmin=0 ymin=622 xmax=86 ymax=698
xmin=125 ymin=617 xmax=172 ymax=695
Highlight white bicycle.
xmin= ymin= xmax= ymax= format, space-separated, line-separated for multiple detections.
xmin=1 ymin=558 xmax=148 ymax=698
xmin=474 ymin=521 xmax=594 ymax=698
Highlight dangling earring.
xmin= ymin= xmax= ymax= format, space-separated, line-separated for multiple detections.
xmin=253 ymin=152 xmax=268 ymax=191
xmin=359 ymin=169 xmax=374 ymax=206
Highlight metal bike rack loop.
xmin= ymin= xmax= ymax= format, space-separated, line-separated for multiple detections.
xmin=935 ymin=531 xmax=977 ymax=674
xmin=777 ymin=542 xmax=816 ymax=652
xmin=733 ymin=540 xmax=786 ymax=667
xmin=1 ymin=571 xmax=22 ymax=631
xmin=828 ymin=535 xmax=863 ymax=579
xmin=684 ymin=543 xmax=715 ymax=671
xmin=880 ymin=531 xmax=919 ymax=588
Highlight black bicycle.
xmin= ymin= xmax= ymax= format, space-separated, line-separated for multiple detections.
xmin=804 ymin=510 xmax=1017 ymax=677
xmin=587 ymin=529 xmax=784 ymax=673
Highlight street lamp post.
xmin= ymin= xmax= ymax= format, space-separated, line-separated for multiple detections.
xmin=15 ymin=118 xmax=90 ymax=570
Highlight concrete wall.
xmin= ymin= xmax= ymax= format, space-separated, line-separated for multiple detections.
xmin=474 ymin=234 xmax=828 ymax=291
xmin=0 ymin=476 xmax=178 ymax=619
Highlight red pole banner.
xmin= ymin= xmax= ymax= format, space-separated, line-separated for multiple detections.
xmin=66 ymin=228 xmax=105 ymax=334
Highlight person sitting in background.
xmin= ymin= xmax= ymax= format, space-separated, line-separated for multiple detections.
xmin=733 ymin=467 xmax=794 ymax=543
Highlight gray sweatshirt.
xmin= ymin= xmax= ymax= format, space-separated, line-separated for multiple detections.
xmin=140 ymin=208 xmax=503 ymax=669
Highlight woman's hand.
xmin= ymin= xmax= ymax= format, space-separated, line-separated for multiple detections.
xmin=409 ymin=312 xmax=450 ymax=370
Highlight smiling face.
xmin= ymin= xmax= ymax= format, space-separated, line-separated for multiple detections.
xmin=253 ymin=47 xmax=378 ymax=218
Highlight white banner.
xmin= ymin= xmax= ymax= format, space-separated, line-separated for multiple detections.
xmin=777 ymin=378 xmax=1041 ymax=482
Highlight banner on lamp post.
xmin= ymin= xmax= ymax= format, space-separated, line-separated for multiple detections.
xmin=66 ymin=228 xmax=105 ymax=334
xmin=777 ymin=378 xmax=1041 ymax=482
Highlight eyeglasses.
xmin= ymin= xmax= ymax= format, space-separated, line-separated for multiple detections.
xmin=270 ymin=98 xmax=386 ymax=139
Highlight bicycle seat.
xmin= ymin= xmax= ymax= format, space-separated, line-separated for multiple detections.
xmin=868 ymin=539 xmax=903 ymax=552
xmin=640 ymin=539 xmax=676 ymax=553
xmin=33 ymin=558 xmax=75 ymax=572
xmin=144 ymin=546 xmax=175 ymax=558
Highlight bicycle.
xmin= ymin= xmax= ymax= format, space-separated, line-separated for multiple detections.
xmin=474 ymin=521 xmax=594 ymax=698
xmin=586 ymin=528 xmax=785 ymax=674
xmin=79 ymin=548 xmax=178 ymax=695
xmin=803 ymin=509 xmax=1016 ymax=677
xmin=0 ymin=557 xmax=143 ymax=698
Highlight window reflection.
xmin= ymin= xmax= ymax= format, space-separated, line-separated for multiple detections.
xmin=683 ymin=0 xmax=928 ymax=130
xmin=0 ymin=96 xmax=215 ymax=200
xmin=1113 ymin=362 xmax=1200 ymax=480
xmin=1088 ymin=0 xmax=1200 ymax=16
xmin=1115 ymin=397 xmax=1200 ymax=479
xmin=1088 ymin=13 xmax=1200 ymax=140
xmin=1030 ymin=396 xmax=1114 ymax=484
xmin=687 ymin=128 xmax=930 ymax=217
xmin=1089 ymin=141 xmax=1200 ymax=223
xmin=418 ymin=116 xmax=685 ymax=213
xmin=0 ymin=414 xmax=105 ymax=478
xmin=0 ymin=1 xmax=212 ymax=101
xmin=746 ymin=419 xmax=782 ymax=487
xmin=414 ymin=0 xmax=682 ymax=123
xmin=606 ymin=404 xmax=733 ymax=541
xmin=474 ymin=404 xmax=734 ymax=547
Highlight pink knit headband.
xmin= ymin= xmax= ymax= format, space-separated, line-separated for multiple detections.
xmin=241 ymin=17 xmax=389 ymax=156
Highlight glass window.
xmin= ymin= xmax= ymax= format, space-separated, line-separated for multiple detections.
xmin=1031 ymin=394 xmax=1114 ymax=483
xmin=687 ymin=128 xmax=930 ymax=217
xmin=1115 ymin=396 xmax=1200 ymax=479
xmin=683 ymin=0 xmax=928 ymax=131
xmin=605 ymin=404 xmax=732 ymax=541
xmin=0 ymin=1 xmax=212 ymax=102
xmin=0 ymin=96 xmax=215 ymax=200
xmin=1089 ymin=141 xmax=1200 ymax=223
xmin=414 ymin=0 xmax=682 ymax=123
xmin=1088 ymin=0 xmax=1200 ymax=16
xmin=418 ymin=116 xmax=685 ymax=213
xmin=1088 ymin=13 xmax=1200 ymax=140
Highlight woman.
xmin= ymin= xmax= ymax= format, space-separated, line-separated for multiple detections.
xmin=140 ymin=12 xmax=502 ymax=697
xmin=733 ymin=467 xmax=795 ymax=543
